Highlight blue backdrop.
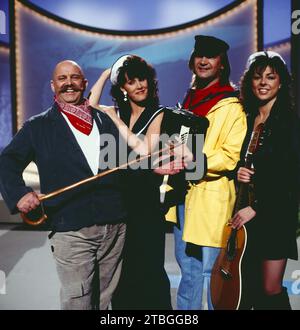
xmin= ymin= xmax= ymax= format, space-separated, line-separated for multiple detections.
xmin=0 ymin=0 xmax=293 ymax=150
xmin=14 ymin=0 xmax=255 ymax=128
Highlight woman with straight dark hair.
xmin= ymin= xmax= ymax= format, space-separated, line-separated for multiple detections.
xmin=232 ymin=51 xmax=300 ymax=309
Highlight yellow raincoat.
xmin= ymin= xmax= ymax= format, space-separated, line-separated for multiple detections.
xmin=183 ymin=97 xmax=247 ymax=248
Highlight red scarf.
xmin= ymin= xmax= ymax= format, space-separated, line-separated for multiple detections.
xmin=55 ymin=96 xmax=93 ymax=135
xmin=183 ymin=81 xmax=235 ymax=117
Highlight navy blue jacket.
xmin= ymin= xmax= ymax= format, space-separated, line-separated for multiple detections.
xmin=0 ymin=105 xmax=126 ymax=231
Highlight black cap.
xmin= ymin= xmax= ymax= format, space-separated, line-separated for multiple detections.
xmin=192 ymin=35 xmax=229 ymax=57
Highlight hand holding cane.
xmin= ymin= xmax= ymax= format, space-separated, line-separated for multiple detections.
xmin=21 ymin=142 xmax=184 ymax=226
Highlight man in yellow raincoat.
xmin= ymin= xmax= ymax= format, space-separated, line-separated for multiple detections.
xmin=174 ymin=35 xmax=247 ymax=310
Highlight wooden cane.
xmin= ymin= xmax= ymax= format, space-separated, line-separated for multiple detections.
xmin=21 ymin=142 xmax=181 ymax=226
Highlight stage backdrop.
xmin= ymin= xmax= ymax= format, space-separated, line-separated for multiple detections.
xmin=0 ymin=45 xmax=12 ymax=150
xmin=12 ymin=0 xmax=257 ymax=130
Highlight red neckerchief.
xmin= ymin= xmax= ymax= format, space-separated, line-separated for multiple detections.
xmin=55 ymin=96 xmax=93 ymax=135
xmin=183 ymin=81 xmax=235 ymax=117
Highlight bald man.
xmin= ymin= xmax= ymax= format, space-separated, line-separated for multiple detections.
xmin=0 ymin=60 xmax=127 ymax=310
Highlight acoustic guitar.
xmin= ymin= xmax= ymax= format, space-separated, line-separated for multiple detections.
xmin=210 ymin=123 xmax=265 ymax=310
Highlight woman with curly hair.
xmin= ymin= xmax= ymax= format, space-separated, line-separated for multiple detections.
xmin=231 ymin=51 xmax=300 ymax=309
xmin=89 ymin=55 xmax=172 ymax=310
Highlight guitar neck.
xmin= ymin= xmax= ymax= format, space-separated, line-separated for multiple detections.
xmin=233 ymin=150 xmax=255 ymax=213
xmin=233 ymin=182 xmax=248 ymax=214
xmin=244 ymin=153 xmax=253 ymax=170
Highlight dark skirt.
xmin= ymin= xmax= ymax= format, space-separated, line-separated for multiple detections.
xmin=112 ymin=170 xmax=172 ymax=310
xmin=112 ymin=211 xmax=172 ymax=310
xmin=255 ymin=198 xmax=298 ymax=261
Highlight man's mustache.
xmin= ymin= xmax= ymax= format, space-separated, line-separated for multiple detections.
xmin=60 ymin=85 xmax=84 ymax=92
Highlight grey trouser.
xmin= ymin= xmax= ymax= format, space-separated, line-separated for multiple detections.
xmin=50 ymin=222 xmax=126 ymax=310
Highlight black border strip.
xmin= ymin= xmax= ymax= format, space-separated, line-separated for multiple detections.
xmin=22 ymin=0 xmax=245 ymax=36
xmin=9 ymin=0 xmax=17 ymax=134
xmin=257 ymin=0 xmax=264 ymax=50
xmin=291 ymin=0 xmax=300 ymax=116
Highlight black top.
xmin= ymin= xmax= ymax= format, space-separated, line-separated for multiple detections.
xmin=119 ymin=105 xmax=164 ymax=219
xmin=241 ymin=99 xmax=300 ymax=260
xmin=112 ymin=105 xmax=172 ymax=310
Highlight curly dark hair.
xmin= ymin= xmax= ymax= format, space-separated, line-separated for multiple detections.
xmin=110 ymin=55 xmax=159 ymax=110
xmin=240 ymin=54 xmax=293 ymax=115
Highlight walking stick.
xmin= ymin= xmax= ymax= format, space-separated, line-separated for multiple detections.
xmin=21 ymin=143 xmax=181 ymax=226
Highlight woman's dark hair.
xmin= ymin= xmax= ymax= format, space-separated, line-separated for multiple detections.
xmin=189 ymin=52 xmax=231 ymax=87
xmin=110 ymin=55 xmax=159 ymax=110
xmin=240 ymin=54 xmax=293 ymax=115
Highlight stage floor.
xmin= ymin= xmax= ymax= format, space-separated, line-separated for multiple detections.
xmin=0 ymin=224 xmax=299 ymax=310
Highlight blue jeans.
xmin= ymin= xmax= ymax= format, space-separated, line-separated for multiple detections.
xmin=174 ymin=204 xmax=220 ymax=310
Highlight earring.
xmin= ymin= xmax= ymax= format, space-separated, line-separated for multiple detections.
xmin=123 ymin=91 xmax=128 ymax=102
